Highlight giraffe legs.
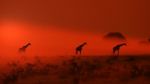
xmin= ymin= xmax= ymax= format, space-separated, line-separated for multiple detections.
xmin=113 ymin=50 xmax=119 ymax=56
xmin=113 ymin=50 xmax=115 ymax=56
xmin=113 ymin=50 xmax=117 ymax=56
xmin=79 ymin=50 xmax=82 ymax=55
xmin=76 ymin=50 xmax=81 ymax=55
xmin=117 ymin=50 xmax=120 ymax=56
xmin=76 ymin=50 xmax=82 ymax=55
xmin=76 ymin=50 xmax=78 ymax=55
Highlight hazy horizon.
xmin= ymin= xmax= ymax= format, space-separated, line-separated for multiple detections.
xmin=0 ymin=0 xmax=150 ymax=57
xmin=0 ymin=19 xmax=150 ymax=58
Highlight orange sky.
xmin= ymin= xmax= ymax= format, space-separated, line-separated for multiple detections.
xmin=0 ymin=19 xmax=150 ymax=59
xmin=0 ymin=0 xmax=150 ymax=58
xmin=0 ymin=0 xmax=150 ymax=37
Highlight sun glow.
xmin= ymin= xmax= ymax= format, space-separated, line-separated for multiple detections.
xmin=0 ymin=21 xmax=29 ymax=45
xmin=0 ymin=19 xmax=150 ymax=57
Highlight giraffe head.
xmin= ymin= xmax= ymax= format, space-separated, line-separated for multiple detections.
xmin=83 ymin=42 xmax=87 ymax=45
xmin=122 ymin=43 xmax=127 ymax=46
xmin=27 ymin=43 xmax=31 ymax=46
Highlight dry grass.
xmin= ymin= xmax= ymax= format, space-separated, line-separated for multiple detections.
xmin=0 ymin=55 xmax=150 ymax=84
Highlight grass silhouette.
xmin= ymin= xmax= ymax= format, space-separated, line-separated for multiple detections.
xmin=0 ymin=55 xmax=150 ymax=84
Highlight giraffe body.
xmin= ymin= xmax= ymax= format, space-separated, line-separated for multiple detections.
xmin=76 ymin=42 xmax=87 ymax=55
xmin=113 ymin=43 xmax=127 ymax=56
xmin=19 ymin=43 xmax=31 ymax=53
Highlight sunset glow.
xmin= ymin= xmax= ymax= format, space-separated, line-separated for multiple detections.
xmin=0 ymin=19 xmax=149 ymax=59
xmin=0 ymin=1 xmax=150 ymax=83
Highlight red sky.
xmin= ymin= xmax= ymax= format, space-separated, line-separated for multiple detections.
xmin=0 ymin=19 xmax=150 ymax=58
xmin=0 ymin=0 xmax=150 ymax=58
xmin=0 ymin=0 xmax=150 ymax=37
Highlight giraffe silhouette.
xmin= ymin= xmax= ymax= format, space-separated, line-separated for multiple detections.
xmin=76 ymin=42 xmax=87 ymax=55
xmin=113 ymin=43 xmax=127 ymax=56
xmin=19 ymin=43 xmax=31 ymax=53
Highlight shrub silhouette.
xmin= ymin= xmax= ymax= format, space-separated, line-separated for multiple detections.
xmin=0 ymin=56 xmax=150 ymax=84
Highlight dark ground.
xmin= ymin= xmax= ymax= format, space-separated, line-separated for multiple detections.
xmin=0 ymin=55 xmax=150 ymax=84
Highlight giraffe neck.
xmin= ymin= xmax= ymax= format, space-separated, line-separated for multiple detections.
xmin=24 ymin=44 xmax=30 ymax=48
xmin=119 ymin=44 xmax=126 ymax=48
xmin=81 ymin=44 xmax=86 ymax=47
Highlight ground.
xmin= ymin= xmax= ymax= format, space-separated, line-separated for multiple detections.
xmin=0 ymin=55 xmax=150 ymax=84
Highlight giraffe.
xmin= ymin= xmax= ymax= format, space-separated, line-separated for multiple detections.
xmin=76 ymin=42 xmax=87 ymax=55
xmin=19 ymin=43 xmax=31 ymax=53
xmin=113 ymin=43 xmax=127 ymax=56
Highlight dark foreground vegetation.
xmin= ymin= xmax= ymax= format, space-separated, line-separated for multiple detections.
xmin=0 ymin=55 xmax=150 ymax=84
